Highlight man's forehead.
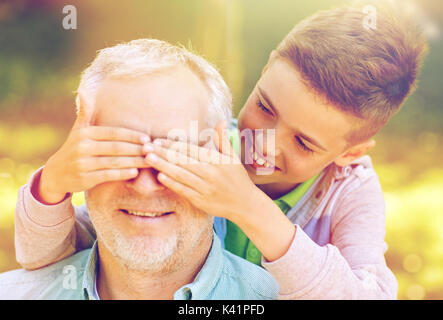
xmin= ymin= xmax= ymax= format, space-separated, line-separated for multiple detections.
xmin=93 ymin=69 xmax=210 ymax=136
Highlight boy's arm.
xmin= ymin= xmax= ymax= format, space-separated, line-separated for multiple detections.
xmin=261 ymin=174 xmax=398 ymax=300
xmin=141 ymin=130 xmax=398 ymax=299
xmin=15 ymin=167 xmax=95 ymax=270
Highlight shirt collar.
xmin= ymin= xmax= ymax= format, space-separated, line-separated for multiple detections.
xmin=82 ymin=241 xmax=99 ymax=300
xmin=174 ymin=231 xmax=224 ymax=300
xmin=332 ymin=155 xmax=372 ymax=180
xmin=81 ymin=232 xmax=224 ymax=300
xmin=277 ymin=172 xmax=321 ymax=209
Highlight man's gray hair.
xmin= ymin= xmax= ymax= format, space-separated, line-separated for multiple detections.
xmin=77 ymin=39 xmax=232 ymax=127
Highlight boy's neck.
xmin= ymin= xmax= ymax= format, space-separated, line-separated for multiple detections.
xmin=257 ymin=181 xmax=300 ymax=200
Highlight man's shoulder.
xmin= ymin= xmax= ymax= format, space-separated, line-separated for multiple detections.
xmin=219 ymin=249 xmax=279 ymax=299
xmin=0 ymin=249 xmax=91 ymax=299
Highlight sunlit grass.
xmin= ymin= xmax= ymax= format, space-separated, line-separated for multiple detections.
xmin=378 ymin=166 xmax=443 ymax=299
xmin=0 ymin=123 xmax=62 ymax=160
xmin=72 ymin=192 xmax=85 ymax=207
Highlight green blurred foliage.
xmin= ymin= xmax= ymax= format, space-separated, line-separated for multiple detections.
xmin=0 ymin=1 xmax=77 ymax=108
xmin=0 ymin=0 xmax=442 ymax=299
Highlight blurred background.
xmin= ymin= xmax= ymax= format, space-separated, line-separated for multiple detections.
xmin=0 ymin=0 xmax=442 ymax=299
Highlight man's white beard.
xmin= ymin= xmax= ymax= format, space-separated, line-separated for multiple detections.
xmin=102 ymin=229 xmax=182 ymax=273
xmin=87 ymin=205 xmax=212 ymax=274
xmin=85 ymin=189 xmax=213 ymax=274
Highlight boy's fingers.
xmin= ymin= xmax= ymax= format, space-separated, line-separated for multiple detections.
xmin=86 ymin=126 xmax=150 ymax=145
xmin=149 ymin=139 xmax=205 ymax=158
xmin=146 ymin=140 xmax=228 ymax=165
xmin=73 ymin=90 xmax=95 ymax=129
xmin=145 ymin=144 xmax=225 ymax=178
xmin=88 ymin=141 xmax=146 ymax=156
xmin=145 ymin=153 xmax=205 ymax=191
xmin=87 ymin=168 xmax=140 ymax=185
xmin=213 ymin=120 xmax=234 ymax=156
xmin=157 ymin=173 xmax=201 ymax=201
xmin=84 ymin=156 xmax=152 ymax=171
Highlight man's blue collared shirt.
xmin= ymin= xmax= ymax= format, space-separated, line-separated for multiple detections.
xmin=0 ymin=232 xmax=278 ymax=300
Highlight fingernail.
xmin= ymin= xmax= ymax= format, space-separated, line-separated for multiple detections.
xmin=140 ymin=136 xmax=150 ymax=144
xmin=153 ymin=139 xmax=162 ymax=146
xmin=147 ymin=153 xmax=158 ymax=162
xmin=143 ymin=144 xmax=154 ymax=152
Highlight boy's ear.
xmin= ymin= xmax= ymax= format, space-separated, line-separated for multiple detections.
xmin=262 ymin=50 xmax=278 ymax=75
xmin=333 ymin=139 xmax=376 ymax=167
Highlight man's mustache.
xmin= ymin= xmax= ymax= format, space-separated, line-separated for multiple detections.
xmin=110 ymin=189 xmax=186 ymax=213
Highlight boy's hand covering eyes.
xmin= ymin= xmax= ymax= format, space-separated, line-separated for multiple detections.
xmin=143 ymin=121 xmax=262 ymax=223
xmin=35 ymin=91 xmax=151 ymax=205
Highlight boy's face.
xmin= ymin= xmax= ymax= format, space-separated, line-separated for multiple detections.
xmin=238 ymin=58 xmax=364 ymax=188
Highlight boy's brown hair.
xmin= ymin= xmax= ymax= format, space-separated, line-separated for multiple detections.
xmin=275 ymin=2 xmax=428 ymax=144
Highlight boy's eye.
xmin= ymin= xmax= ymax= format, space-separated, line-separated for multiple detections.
xmin=295 ymin=136 xmax=314 ymax=153
xmin=256 ymin=100 xmax=273 ymax=115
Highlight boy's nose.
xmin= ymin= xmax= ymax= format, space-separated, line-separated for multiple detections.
xmin=125 ymin=168 xmax=166 ymax=195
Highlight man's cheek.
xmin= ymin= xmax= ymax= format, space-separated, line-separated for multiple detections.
xmin=87 ymin=182 xmax=118 ymax=204
xmin=85 ymin=187 xmax=110 ymax=215
xmin=183 ymin=201 xmax=212 ymax=225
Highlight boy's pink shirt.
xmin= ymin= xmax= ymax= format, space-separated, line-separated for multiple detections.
xmin=14 ymin=155 xmax=398 ymax=299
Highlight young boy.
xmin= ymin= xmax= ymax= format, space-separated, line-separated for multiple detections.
xmin=15 ymin=4 xmax=427 ymax=299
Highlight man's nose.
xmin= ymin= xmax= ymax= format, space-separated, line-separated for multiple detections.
xmin=125 ymin=168 xmax=166 ymax=195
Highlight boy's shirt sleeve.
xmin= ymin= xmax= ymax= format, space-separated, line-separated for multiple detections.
xmin=261 ymin=173 xmax=398 ymax=300
xmin=15 ymin=167 xmax=96 ymax=270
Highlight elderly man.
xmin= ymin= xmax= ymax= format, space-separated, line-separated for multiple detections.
xmin=0 ymin=39 xmax=278 ymax=299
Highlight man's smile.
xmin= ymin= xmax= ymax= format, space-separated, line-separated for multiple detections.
xmin=119 ymin=209 xmax=175 ymax=218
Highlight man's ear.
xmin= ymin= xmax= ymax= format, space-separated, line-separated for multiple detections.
xmin=74 ymin=89 xmax=96 ymax=128
xmin=262 ymin=50 xmax=278 ymax=75
xmin=333 ymin=139 xmax=376 ymax=167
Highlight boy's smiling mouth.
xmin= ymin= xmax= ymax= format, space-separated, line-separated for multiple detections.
xmin=243 ymin=136 xmax=280 ymax=173
xmin=248 ymin=146 xmax=276 ymax=169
